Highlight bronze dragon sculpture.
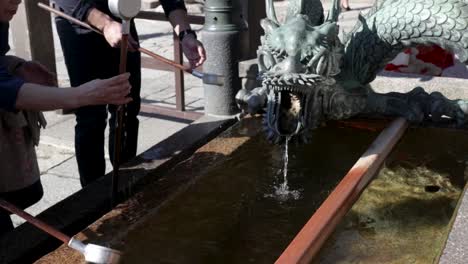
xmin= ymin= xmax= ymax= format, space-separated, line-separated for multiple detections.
xmin=236 ymin=0 xmax=468 ymax=143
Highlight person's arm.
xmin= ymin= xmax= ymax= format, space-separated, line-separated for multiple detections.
xmin=15 ymin=83 xmax=91 ymax=111
xmin=0 ymin=68 xmax=24 ymax=112
xmin=159 ymin=1 xmax=206 ymax=68
xmin=53 ymin=0 xmax=98 ymax=22
xmin=13 ymin=59 xmax=58 ymax=87
xmin=0 ymin=55 xmax=57 ymax=87
xmin=167 ymin=9 xmax=192 ymax=35
xmin=159 ymin=0 xmax=187 ymax=18
xmin=15 ymin=73 xmax=132 ymax=111
xmin=0 ymin=67 xmax=130 ymax=112
xmin=53 ymin=0 xmax=138 ymax=50
xmin=86 ymin=7 xmax=138 ymax=51
xmin=0 ymin=55 xmax=26 ymax=75
xmin=166 ymin=10 xmax=206 ymax=68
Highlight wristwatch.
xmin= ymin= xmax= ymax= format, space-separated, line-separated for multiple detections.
xmin=178 ymin=29 xmax=197 ymax=42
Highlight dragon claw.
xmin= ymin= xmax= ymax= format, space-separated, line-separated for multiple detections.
xmin=428 ymin=92 xmax=467 ymax=126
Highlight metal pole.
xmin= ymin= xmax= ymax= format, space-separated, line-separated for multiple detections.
xmin=202 ymin=0 xmax=244 ymax=116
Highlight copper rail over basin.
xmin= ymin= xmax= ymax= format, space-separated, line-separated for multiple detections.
xmin=276 ymin=118 xmax=409 ymax=264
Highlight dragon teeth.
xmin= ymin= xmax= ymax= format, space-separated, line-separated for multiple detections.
xmin=269 ymin=84 xmax=307 ymax=94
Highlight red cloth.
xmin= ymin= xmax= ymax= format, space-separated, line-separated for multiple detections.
xmin=385 ymin=45 xmax=454 ymax=76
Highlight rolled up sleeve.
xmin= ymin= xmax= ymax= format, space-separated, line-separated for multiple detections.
xmin=54 ymin=0 xmax=97 ymax=21
xmin=0 ymin=68 xmax=24 ymax=112
xmin=160 ymin=0 xmax=187 ymax=17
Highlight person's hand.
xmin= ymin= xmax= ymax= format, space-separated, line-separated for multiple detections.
xmin=78 ymin=73 xmax=132 ymax=106
xmin=15 ymin=61 xmax=57 ymax=86
xmin=181 ymin=34 xmax=206 ymax=68
xmin=102 ymin=21 xmax=139 ymax=52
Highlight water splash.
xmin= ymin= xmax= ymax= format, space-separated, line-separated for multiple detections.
xmin=265 ymin=136 xmax=302 ymax=202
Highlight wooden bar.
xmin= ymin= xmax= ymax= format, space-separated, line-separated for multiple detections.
xmin=135 ymin=10 xmax=206 ymax=115
xmin=24 ymin=0 xmax=57 ymax=75
xmin=141 ymin=0 xmax=160 ymax=10
xmin=141 ymin=56 xmax=203 ymax=72
xmin=140 ymin=56 xmax=175 ymax=72
xmin=276 ymin=118 xmax=409 ymax=264
xmin=173 ymin=33 xmax=185 ymax=112
xmin=136 ymin=11 xmax=205 ymax=25
xmin=140 ymin=104 xmax=202 ymax=121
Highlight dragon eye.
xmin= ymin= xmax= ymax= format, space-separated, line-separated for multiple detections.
xmin=258 ymin=51 xmax=276 ymax=72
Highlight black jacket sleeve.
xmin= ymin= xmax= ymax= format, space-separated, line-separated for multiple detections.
xmin=53 ymin=0 xmax=99 ymax=21
xmin=160 ymin=0 xmax=187 ymax=17
xmin=54 ymin=0 xmax=187 ymax=21
xmin=0 ymin=67 xmax=24 ymax=112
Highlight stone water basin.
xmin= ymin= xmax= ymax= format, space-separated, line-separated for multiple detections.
xmin=36 ymin=117 xmax=466 ymax=263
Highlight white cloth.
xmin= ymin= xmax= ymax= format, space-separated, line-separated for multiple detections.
xmin=0 ymin=110 xmax=45 ymax=192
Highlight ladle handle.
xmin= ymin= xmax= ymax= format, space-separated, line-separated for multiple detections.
xmin=0 ymin=199 xmax=71 ymax=244
xmin=111 ymin=22 xmax=130 ymax=207
xmin=37 ymin=2 xmax=193 ymax=74
xmin=137 ymin=47 xmax=190 ymax=72
xmin=38 ymin=3 xmax=102 ymax=35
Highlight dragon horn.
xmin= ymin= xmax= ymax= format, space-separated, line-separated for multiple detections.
xmin=265 ymin=0 xmax=280 ymax=25
xmin=327 ymin=0 xmax=341 ymax=22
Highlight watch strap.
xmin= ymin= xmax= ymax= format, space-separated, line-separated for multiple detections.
xmin=179 ymin=29 xmax=197 ymax=42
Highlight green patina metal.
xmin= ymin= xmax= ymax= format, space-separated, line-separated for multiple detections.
xmin=202 ymin=0 xmax=244 ymax=116
xmin=236 ymin=0 xmax=468 ymax=143
xmin=204 ymin=0 xmax=244 ymax=32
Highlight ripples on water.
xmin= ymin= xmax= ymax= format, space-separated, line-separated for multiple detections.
xmin=120 ymin=123 xmax=466 ymax=264
xmin=120 ymin=125 xmax=376 ymax=264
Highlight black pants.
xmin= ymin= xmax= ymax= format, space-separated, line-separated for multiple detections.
xmin=55 ymin=18 xmax=142 ymax=187
xmin=0 ymin=180 xmax=43 ymax=237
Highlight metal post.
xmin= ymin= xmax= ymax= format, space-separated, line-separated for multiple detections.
xmin=202 ymin=0 xmax=243 ymax=116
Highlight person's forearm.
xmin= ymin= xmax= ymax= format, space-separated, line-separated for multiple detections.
xmin=168 ymin=9 xmax=192 ymax=35
xmin=0 ymin=55 xmax=26 ymax=75
xmin=15 ymin=84 xmax=83 ymax=111
xmin=86 ymin=7 xmax=114 ymax=32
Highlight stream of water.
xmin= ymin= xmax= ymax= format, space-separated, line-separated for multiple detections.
xmin=266 ymin=136 xmax=302 ymax=201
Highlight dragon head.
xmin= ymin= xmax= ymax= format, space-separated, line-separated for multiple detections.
xmin=258 ymin=0 xmax=343 ymax=143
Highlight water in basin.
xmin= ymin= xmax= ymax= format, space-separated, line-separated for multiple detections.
xmin=117 ymin=121 xmax=465 ymax=264
xmin=316 ymin=128 xmax=466 ymax=264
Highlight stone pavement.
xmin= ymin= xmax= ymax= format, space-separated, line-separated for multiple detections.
xmin=9 ymin=0 xmax=468 ymax=228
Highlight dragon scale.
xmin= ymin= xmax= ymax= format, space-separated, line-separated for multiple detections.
xmin=236 ymin=0 xmax=468 ymax=143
